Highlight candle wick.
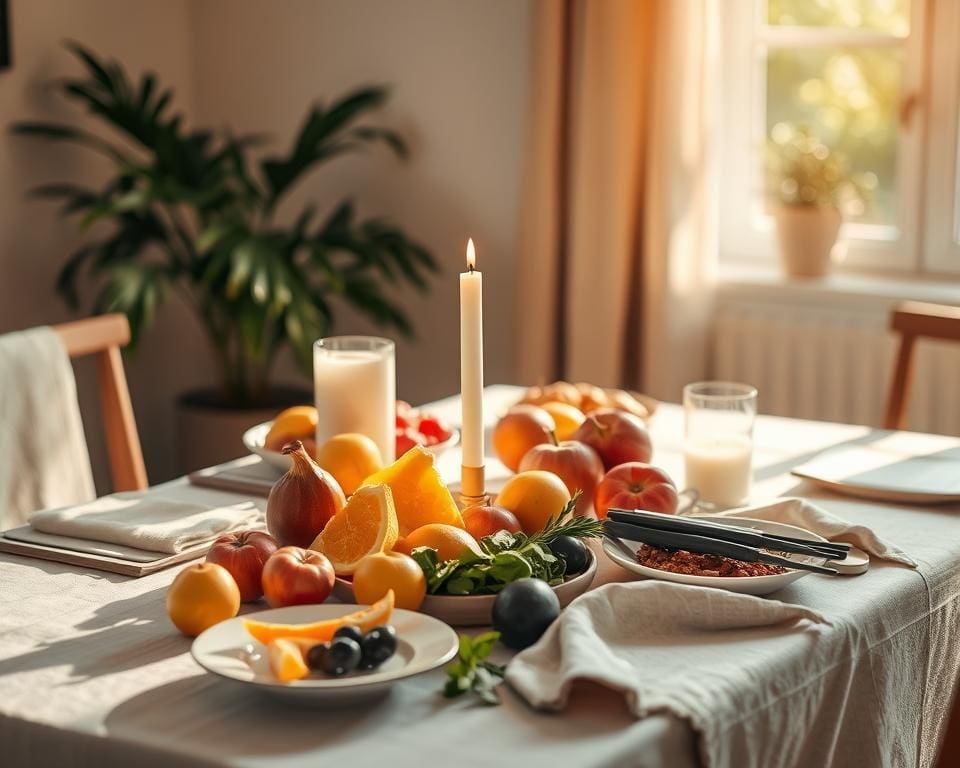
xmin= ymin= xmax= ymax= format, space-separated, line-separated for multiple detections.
xmin=468 ymin=263 xmax=475 ymax=274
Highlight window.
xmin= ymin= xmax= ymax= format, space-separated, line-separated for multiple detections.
xmin=719 ymin=0 xmax=960 ymax=275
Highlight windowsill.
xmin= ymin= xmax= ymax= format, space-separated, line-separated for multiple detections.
xmin=718 ymin=262 xmax=960 ymax=309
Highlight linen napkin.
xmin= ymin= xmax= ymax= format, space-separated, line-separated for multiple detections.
xmin=0 ymin=327 xmax=95 ymax=531
xmin=506 ymin=581 xmax=829 ymax=768
xmin=30 ymin=493 xmax=261 ymax=554
xmin=714 ymin=496 xmax=917 ymax=567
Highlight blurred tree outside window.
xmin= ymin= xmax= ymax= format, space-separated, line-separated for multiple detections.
xmin=764 ymin=0 xmax=910 ymax=227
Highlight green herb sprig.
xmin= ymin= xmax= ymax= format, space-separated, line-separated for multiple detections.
xmin=411 ymin=493 xmax=603 ymax=596
xmin=443 ymin=631 xmax=505 ymax=705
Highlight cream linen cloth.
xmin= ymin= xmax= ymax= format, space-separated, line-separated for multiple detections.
xmin=30 ymin=493 xmax=260 ymax=553
xmin=0 ymin=326 xmax=95 ymax=530
xmin=715 ymin=496 xmax=917 ymax=566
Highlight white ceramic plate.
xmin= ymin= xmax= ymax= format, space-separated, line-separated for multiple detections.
xmin=332 ymin=549 xmax=597 ymax=627
xmin=601 ymin=517 xmax=832 ymax=596
xmin=191 ymin=604 xmax=458 ymax=705
xmin=243 ymin=421 xmax=460 ymax=472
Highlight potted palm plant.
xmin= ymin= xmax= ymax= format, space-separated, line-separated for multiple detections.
xmin=13 ymin=43 xmax=437 ymax=470
xmin=766 ymin=124 xmax=873 ymax=278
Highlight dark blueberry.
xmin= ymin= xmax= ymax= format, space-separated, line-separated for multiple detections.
xmin=333 ymin=625 xmax=364 ymax=645
xmin=360 ymin=625 xmax=397 ymax=670
xmin=306 ymin=642 xmax=330 ymax=672
xmin=492 ymin=578 xmax=560 ymax=650
xmin=320 ymin=637 xmax=362 ymax=676
xmin=548 ymin=535 xmax=589 ymax=576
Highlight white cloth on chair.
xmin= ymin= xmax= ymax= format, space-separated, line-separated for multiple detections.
xmin=0 ymin=326 xmax=95 ymax=530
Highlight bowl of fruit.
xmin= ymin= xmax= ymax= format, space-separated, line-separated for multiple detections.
xmin=243 ymin=401 xmax=458 ymax=473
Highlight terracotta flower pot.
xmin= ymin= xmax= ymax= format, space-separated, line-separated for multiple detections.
xmin=176 ymin=387 xmax=312 ymax=473
xmin=774 ymin=204 xmax=842 ymax=278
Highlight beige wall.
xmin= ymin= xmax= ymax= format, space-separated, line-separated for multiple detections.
xmin=0 ymin=0 xmax=531 ymax=485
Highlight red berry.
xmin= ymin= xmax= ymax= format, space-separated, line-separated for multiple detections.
xmin=395 ymin=427 xmax=426 ymax=457
xmin=396 ymin=414 xmax=409 ymax=429
xmin=418 ymin=416 xmax=451 ymax=442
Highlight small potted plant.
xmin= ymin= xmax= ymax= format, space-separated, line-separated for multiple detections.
xmin=13 ymin=43 xmax=437 ymax=471
xmin=766 ymin=124 xmax=873 ymax=278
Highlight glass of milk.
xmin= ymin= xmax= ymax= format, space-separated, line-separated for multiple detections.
xmin=683 ymin=382 xmax=758 ymax=509
xmin=314 ymin=336 xmax=396 ymax=464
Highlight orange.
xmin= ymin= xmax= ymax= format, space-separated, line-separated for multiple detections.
xmin=495 ymin=470 xmax=572 ymax=535
xmin=394 ymin=523 xmax=483 ymax=562
xmin=267 ymin=638 xmax=310 ymax=683
xmin=492 ymin=405 xmax=555 ymax=472
xmin=309 ymin=484 xmax=398 ymax=575
xmin=359 ymin=446 xmax=464 ymax=537
xmin=244 ymin=590 xmax=395 ymax=645
xmin=265 ymin=405 xmax=318 ymax=451
xmin=541 ymin=401 xmax=586 ymax=441
xmin=166 ymin=563 xmax=241 ymax=637
xmin=353 ymin=551 xmax=426 ymax=610
xmin=316 ymin=433 xmax=383 ymax=496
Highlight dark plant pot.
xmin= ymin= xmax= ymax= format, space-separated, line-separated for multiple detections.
xmin=176 ymin=386 xmax=312 ymax=473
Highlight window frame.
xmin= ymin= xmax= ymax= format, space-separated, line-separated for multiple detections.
xmin=719 ymin=0 xmax=932 ymax=275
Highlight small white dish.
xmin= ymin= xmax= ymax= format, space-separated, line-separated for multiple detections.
xmin=243 ymin=421 xmax=460 ymax=472
xmin=602 ymin=517 xmax=837 ymax=596
xmin=333 ymin=549 xmax=597 ymax=626
xmin=191 ymin=604 xmax=458 ymax=705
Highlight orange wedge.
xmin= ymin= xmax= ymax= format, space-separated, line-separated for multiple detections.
xmin=309 ymin=484 xmax=398 ymax=575
xmin=244 ymin=590 xmax=395 ymax=645
xmin=359 ymin=445 xmax=464 ymax=537
xmin=267 ymin=638 xmax=310 ymax=683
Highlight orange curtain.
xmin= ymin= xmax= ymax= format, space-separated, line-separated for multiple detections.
xmin=516 ymin=0 xmax=719 ymax=401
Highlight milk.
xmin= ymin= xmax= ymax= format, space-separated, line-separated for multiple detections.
xmin=683 ymin=434 xmax=753 ymax=509
xmin=314 ymin=345 xmax=396 ymax=464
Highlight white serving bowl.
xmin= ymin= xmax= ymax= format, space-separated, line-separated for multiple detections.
xmin=332 ymin=548 xmax=597 ymax=627
xmin=243 ymin=420 xmax=460 ymax=472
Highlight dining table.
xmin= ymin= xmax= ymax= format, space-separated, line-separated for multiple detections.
xmin=1 ymin=384 xmax=958 ymax=768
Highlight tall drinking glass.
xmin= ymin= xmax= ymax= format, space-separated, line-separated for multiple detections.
xmin=314 ymin=336 xmax=396 ymax=464
xmin=683 ymin=382 xmax=758 ymax=509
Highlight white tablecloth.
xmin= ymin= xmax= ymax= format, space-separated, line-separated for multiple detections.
xmin=1 ymin=386 xmax=958 ymax=768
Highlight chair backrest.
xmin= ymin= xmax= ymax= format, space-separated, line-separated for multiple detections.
xmin=884 ymin=301 xmax=960 ymax=430
xmin=54 ymin=314 xmax=147 ymax=491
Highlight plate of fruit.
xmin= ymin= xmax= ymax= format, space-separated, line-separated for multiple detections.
xmin=191 ymin=591 xmax=459 ymax=704
xmin=243 ymin=402 xmax=458 ymax=472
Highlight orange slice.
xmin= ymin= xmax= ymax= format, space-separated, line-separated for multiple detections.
xmin=243 ymin=590 xmax=395 ymax=645
xmin=267 ymin=638 xmax=310 ymax=683
xmin=309 ymin=484 xmax=398 ymax=575
xmin=359 ymin=445 xmax=464 ymax=537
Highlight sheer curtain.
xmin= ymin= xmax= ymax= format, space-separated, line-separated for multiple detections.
xmin=515 ymin=0 xmax=719 ymax=402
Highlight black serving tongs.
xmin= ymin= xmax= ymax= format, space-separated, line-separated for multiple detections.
xmin=603 ymin=519 xmax=840 ymax=576
xmin=607 ymin=509 xmax=850 ymax=561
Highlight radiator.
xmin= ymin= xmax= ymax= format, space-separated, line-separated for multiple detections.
xmin=712 ymin=300 xmax=960 ymax=436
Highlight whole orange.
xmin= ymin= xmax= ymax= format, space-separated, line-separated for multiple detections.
xmin=316 ymin=433 xmax=384 ymax=496
xmin=492 ymin=405 xmax=556 ymax=472
xmin=495 ymin=470 xmax=572 ymax=535
xmin=541 ymin=401 xmax=586 ymax=441
xmin=166 ymin=562 xmax=241 ymax=637
xmin=352 ymin=551 xmax=426 ymax=610
xmin=393 ymin=523 xmax=482 ymax=561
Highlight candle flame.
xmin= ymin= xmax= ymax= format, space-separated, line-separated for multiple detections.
xmin=466 ymin=238 xmax=476 ymax=271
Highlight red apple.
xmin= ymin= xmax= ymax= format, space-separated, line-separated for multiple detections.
xmin=462 ymin=505 xmax=523 ymax=540
xmin=594 ymin=462 xmax=678 ymax=519
xmin=205 ymin=530 xmax=279 ymax=602
xmin=518 ymin=436 xmax=604 ymax=516
xmin=261 ymin=546 xmax=335 ymax=608
xmin=572 ymin=408 xmax=652 ymax=470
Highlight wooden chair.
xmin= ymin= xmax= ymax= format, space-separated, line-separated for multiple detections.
xmin=884 ymin=301 xmax=960 ymax=431
xmin=54 ymin=314 xmax=147 ymax=491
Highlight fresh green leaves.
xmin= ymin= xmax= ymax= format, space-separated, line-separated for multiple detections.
xmin=443 ymin=632 xmax=505 ymax=705
xmin=12 ymin=43 xmax=436 ymax=407
xmin=411 ymin=495 xmax=603 ymax=596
